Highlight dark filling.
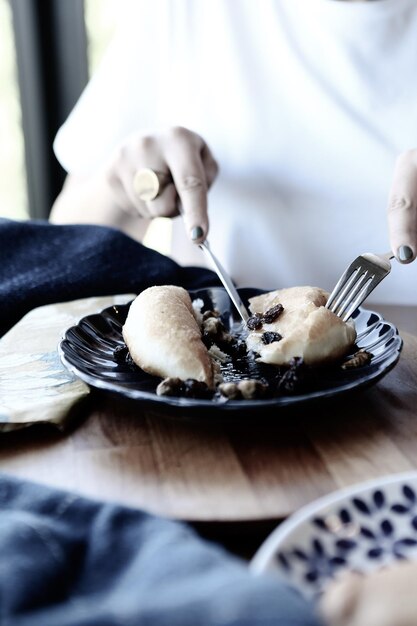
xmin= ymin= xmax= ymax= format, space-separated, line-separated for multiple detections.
xmin=261 ymin=331 xmax=282 ymax=345
xmin=246 ymin=303 xmax=284 ymax=330
xmin=201 ymin=312 xmax=246 ymax=357
xmin=156 ymin=377 xmax=213 ymax=399
xmin=114 ymin=304 xmax=368 ymax=401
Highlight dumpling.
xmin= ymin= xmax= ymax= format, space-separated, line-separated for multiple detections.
xmin=246 ymin=286 xmax=356 ymax=366
xmin=122 ymin=285 xmax=215 ymax=387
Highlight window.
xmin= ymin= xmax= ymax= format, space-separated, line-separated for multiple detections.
xmin=0 ymin=0 xmax=28 ymax=220
xmin=2 ymin=0 xmax=170 ymax=253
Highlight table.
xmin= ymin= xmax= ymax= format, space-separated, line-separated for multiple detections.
xmin=1 ymin=316 xmax=417 ymax=557
xmin=2 ymin=332 xmax=416 ymax=515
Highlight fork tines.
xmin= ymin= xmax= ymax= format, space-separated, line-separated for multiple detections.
xmin=326 ymin=253 xmax=392 ymax=322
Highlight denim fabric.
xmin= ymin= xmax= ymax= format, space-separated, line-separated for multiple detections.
xmin=0 ymin=475 xmax=322 ymax=626
xmin=0 ymin=219 xmax=220 ymax=337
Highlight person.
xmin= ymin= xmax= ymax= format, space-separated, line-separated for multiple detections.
xmin=50 ymin=0 xmax=417 ymax=305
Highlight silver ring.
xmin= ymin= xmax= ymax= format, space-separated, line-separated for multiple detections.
xmin=132 ymin=168 xmax=172 ymax=201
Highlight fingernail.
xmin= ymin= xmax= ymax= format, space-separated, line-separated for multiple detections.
xmin=191 ymin=226 xmax=204 ymax=241
xmin=397 ymin=245 xmax=414 ymax=263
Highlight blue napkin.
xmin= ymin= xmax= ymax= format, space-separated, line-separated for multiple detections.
xmin=0 ymin=219 xmax=219 ymax=337
xmin=0 ymin=219 xmax=323 ymax=625
xmin=0 ymin=474 xmax=322 ymax=626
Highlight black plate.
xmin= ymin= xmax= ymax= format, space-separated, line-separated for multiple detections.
xmin=58 ymin=287 xmax=403 ymax=415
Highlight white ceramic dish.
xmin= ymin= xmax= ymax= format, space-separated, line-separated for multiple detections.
xmin=250 ymin=470 xmax=417 ymax=600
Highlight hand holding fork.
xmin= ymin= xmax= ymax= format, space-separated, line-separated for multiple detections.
xmin=327 ymin=151 xmax=417 ymax=321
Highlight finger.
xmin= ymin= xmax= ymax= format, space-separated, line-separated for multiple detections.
xmin=387 ymin=149 xmax=417 ymax=264
xmin=124 ymin=164 xmax=177 ymax=219
xmin=118 ymin=165 xmax=153 ymax=218
xmin=163 ymin=128 xmax=209 ymax=242
xmin=145 ymin=183 xmax=178 ymax=218
xmin=104 ymin=161 xmax=145 ymax=217
xmin=201 ymin=143 xmax=219 ymax=188
xmin=114 ymin=135 xmax=176 ymax=219
xmin=106 ymin=140 xmax=156 ymax=218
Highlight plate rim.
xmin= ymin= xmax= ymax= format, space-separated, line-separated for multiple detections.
xmin=250 ymin=469 xmax=417 ymax=575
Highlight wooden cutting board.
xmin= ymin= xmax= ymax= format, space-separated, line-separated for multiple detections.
xmin=1 ymin=324 xmax=417 ymax=523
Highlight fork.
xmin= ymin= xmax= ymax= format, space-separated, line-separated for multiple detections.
xmin=325 ymin=251 xmax=395 ymax=322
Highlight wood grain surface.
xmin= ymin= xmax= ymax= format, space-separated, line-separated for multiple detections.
xmin=1 ymin=331 xmax=417 ymax=523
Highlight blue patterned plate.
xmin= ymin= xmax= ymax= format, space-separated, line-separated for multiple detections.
xmin=250 ymin=471 xmax=417 ymax=600
xmin=58 ymin=287 xmax=402 ymax=416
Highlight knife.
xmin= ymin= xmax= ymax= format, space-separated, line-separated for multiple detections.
xmin=199 ymin=240 xmax=250 ymax=324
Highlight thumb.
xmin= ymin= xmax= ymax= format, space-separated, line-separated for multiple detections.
xmin=387 ymin=149 xmax=417 ymax=264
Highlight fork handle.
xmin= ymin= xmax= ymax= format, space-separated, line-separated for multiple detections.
xmin=363 ymin=252 xmax=392 ymax=272
xmin=379 ymin=251 xmax=395 ymax=261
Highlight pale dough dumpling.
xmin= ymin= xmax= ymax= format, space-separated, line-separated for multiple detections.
xmin=246 ymin=286 xmax=356 ymax=366
xmin=122 ymin=285 xmax=214 ymax=387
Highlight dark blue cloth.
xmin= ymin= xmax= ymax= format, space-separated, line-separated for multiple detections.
xmin=0 ymin=219 xmax=220 ymax=337
xmin=0 ymin=474 xmax=322 ymax=626
xmin=0 ymin=220 xmax=323 ymax=625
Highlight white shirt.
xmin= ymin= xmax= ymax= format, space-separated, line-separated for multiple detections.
xmin=54 ymin=0 xmax=417 ymax=304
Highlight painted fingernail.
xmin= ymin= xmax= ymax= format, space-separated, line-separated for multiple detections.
xmin=191 ymin=226 xmax=204 ymax=241
xmin=397 ymin=245 xmax=414 ymax=262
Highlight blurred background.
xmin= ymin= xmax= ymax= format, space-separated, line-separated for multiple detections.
xmin=0 ymin=0 xmax=119 ymax=221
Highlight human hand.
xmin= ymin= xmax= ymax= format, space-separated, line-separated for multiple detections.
xmin=105 ymin=126 xmax=218 ymax=243
xmin=387 ymin=149 xmax=417 ymax=264
xmin=318 ymin=560 xmax=417 ymax=626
